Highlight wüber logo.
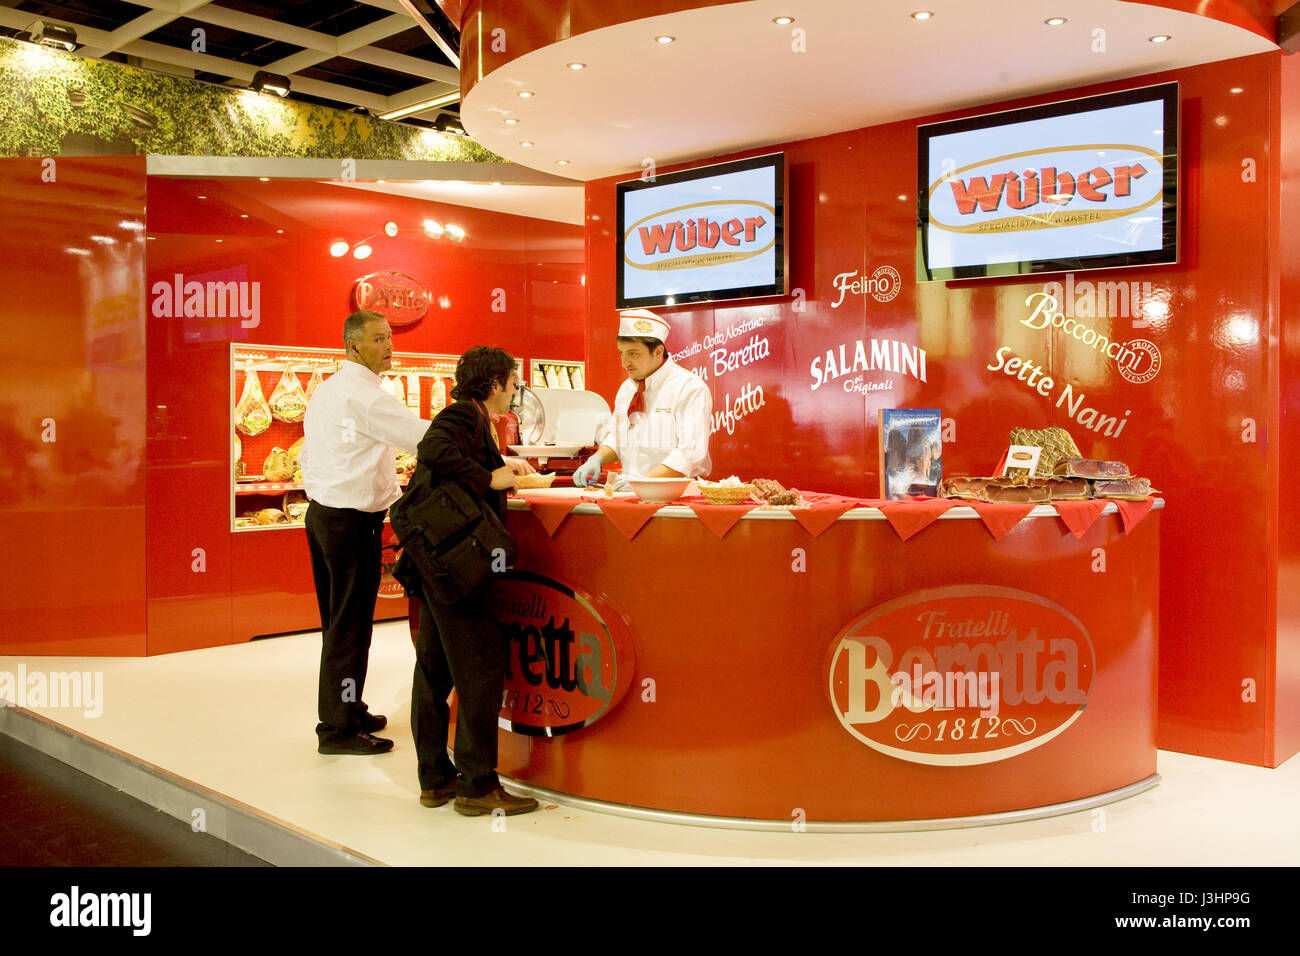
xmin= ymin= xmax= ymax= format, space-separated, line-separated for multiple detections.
xmin=493 ymin=570 xmax=636 ymax=735
xmin=624 ymin=200 xmax=774 ymax=272
xmin=929 ymin=144 xmax=1163 ymax=234
xmin=825 ymin=586 xmax=1094 ymax=765
xmin=150 ymin=272 xmax=260 ymax=328
xmin=353 ymin=271 xmax=430 ymax=327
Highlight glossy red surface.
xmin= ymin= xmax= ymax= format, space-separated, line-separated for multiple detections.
xmin=585 ymin=53 xmax=1292 ymax=765
xmin=496 ymin=507 xmax=1159 ymax=820
xmin=1276 ymin=48 xmax=1300 ymax=767
xmin=0 ymin=157 xmax=147 ymax=656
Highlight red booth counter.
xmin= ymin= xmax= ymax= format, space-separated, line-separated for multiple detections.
xmin=488 ymin=495 xmax=1162 ymax=826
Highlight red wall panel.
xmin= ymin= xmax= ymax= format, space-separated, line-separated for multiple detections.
xmin=1275 ymin=48 xmax=1300 ymax=767
xmin=0 ymin=157 xmax=147 ymax=656
xmin=586 ymin=53 xmax=1289 ymax=765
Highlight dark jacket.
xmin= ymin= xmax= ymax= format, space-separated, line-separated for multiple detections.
xmin=415 ymin=399 xmax=506 ymax=520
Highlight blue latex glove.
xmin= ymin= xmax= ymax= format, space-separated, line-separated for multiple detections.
xmin=573 ymin=455 xmax=602 ymax=488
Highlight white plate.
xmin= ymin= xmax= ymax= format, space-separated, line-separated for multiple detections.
xmin=509 ymin=444 xmax=586 ymax=457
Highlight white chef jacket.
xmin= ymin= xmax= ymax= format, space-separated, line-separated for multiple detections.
xmin=605 ymin=357 xmax=712 ymax=479
xmin=299 ymin=361 xmax=429 ymax=512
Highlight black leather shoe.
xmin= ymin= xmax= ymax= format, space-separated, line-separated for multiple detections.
xmin=317 ymin=732 xmax=394 ymax=755
xmin=454 ymin=787 xmax=539 ymax=816
xmin=419 ymin=780 xmax=459 ymax=808
xmin=356 ymin=712 xmax=387 ymax=733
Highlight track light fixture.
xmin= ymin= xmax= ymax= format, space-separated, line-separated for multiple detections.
xmin=251 ymin=71 xmax=291 ymax=96
xmin=20 ymin=20 xmax=78 ymax=51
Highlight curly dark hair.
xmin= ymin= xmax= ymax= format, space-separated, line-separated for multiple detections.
xmin=616 ymin=335 xmax=666 ymax=359
xmin=451 ymin=345 xmax=517 ymax=401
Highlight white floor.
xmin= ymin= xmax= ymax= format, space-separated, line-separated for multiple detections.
xmin=2 ymin=623 xmax=1297 ymax=866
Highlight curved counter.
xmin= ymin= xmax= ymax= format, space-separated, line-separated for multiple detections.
xmin=490 ymin=497 xmax=1161 ymax=827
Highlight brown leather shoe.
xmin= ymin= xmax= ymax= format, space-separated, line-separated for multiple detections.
xmin=453 ymin=787 xmax=539 ymax=817
xmin=419 ymin=781 xmax=459 ymax=808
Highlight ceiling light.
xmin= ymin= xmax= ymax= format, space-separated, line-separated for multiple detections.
xmin=504 ymin=118 xmax=520 ymax=125
xmin=1045 ymin=17 xmax=1067 ymax=26
xmin=329 ymin=240 xmax=350 ymax=257
xmin=655 ymin=35 xmax=675 ymax=44
xmin=239 ymin=213 xmax=248 ymax=218
xmin=352 ymin=244 xmax=372 ymax=259
xmin=518 ymin=90 xmax=535 ymax=98
xmin=773 ymin=16 xmax=795 ymax=25
xmin=19 ymin=20 xmax=77 ymax=52
xmin=1230 ymin=87 xmax=1243 ymax=93
xmin=251 ymin=71 xmax=291 ymax=96
xmin=566 ymin=62 xmax=586 ymax=70
xmin=1149 ymin=34 xmax=1171 ymax=43
xmin=384 ymin=221 xmax=399 ymax=237
xmin=519 ymin=140 xmax=534 ymax=147
xmin=423 ymin=220 xmax=444 ymax=238
xmin=433 ymin=114 xmax=467 ymax=136
xmin=377 ymin=91 xmax=460 ymax=121
xmin=445 ymin=224 xmax=466 ymax=241
xmin=258 ymin=177 xmax=270 ymax=181
xmin=911 ymin=11 xmax=934 ymax=20
xmin=556 ymin=159 xmax=570 ymax=166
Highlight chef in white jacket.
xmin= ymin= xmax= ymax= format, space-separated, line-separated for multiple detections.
xmin=574 ymin=309 xmax=713 ymax=486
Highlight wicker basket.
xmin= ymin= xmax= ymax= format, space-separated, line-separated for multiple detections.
xmin=699 ymin=482 xmax=755 ymax=505
xmin=515 ymin=472 xmax=557 ymax=489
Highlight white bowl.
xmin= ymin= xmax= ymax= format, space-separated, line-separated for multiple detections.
xmin=626 ymin=477 xmax=691 ymax=502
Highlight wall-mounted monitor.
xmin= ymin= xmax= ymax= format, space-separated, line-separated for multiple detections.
xmin=917 ymin=82 xmax=1178 ymax=281
xmin=616 ymin=152 xmax=786 ymax=309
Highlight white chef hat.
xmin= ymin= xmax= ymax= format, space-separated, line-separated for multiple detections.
xmin=618 ymin=309 xmax=670 ymax=343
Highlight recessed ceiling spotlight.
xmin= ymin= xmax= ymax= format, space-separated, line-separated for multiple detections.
xmin=556 ymin=159 xmax=570 ymax=165
xmin=911 ymin=11 xmax=934 ymax=20
xmin=353 ymin=244 xmax=372 ymax=259
xmin=566 ymin=62 xmax=585 ymax=70
xmin=1230 ymin=87 xmax=1243 ymax=93
xmin=1045 ymin=17 xmax=1067 ymax=26
xmin=239 ymin=213 xmax=248 ymax=218
xmin=519 ymin=141 xmax=534 ymax=147
xmin=384 ymin=221 xmax=399 ymax=237
xmin=197 ymin=194 xmax=207 ymax=199
xmin=1149 ymin=34 xmax=1171 ymax=43
xmin=773 ymin=16 xmax=794 ymax=25
xmin=258 ymin=177 xmax=270 ymax=181
xmin=518 ymin=90 xmax=535 ymax=98
xmin=329 ymin=240 xmax=349 ymax=257
xmin=504 ymin=118 xmax=520 ymax=125
xmin=655 ymin=35 xmax=675 ymax=44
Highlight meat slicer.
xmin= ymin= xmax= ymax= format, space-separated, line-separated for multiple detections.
xmin=507 ymin=384 xmax=611 ymax=474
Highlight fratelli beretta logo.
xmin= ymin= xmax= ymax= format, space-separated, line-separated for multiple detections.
xmin=624 ymin=200 xmax=775 ymax=272
xmin=492 ymin=571 xmax=636 ymax=735
xmin=352 ymin=271 xmax=430 ymax=327
xmin=824 ymin=585 xmax=1094 ymax=765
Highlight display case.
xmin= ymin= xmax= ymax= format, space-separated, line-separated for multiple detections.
xmin=530 ymin=359 xmax=585 ymax=390
xmin=230 ymin=343 xmax=459 ymax=532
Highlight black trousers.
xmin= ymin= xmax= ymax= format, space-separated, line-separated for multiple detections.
xmin=411 ymin=585 xmax=506 ymax=797
xmin=305 ymin=501 xmax=385 ymax=741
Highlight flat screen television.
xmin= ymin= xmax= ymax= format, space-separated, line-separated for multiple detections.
xmin=917 ymin=82 xmax=1178 ymax=281
xmin=616 ymin=152 xmax=786 ymax=309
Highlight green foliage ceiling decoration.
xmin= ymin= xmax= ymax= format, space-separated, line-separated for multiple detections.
xmin=0 ymin=38 xmax=502 ymax=163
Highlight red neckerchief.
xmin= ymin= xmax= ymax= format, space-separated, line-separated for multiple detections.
xmin=627 ymin=378 xmax=647 ymax=416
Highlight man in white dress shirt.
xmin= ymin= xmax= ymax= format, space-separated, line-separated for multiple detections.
xmin=299 ymin=310 xmax=428 ymax=755
xmin=573 ymin=309 xmax=712 ymax=486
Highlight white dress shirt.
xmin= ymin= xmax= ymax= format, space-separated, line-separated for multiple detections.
xmin=300 ymin=361 xmax=428 ymax=512
xmin=606 ymin=357 xmax=712 ymax=479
